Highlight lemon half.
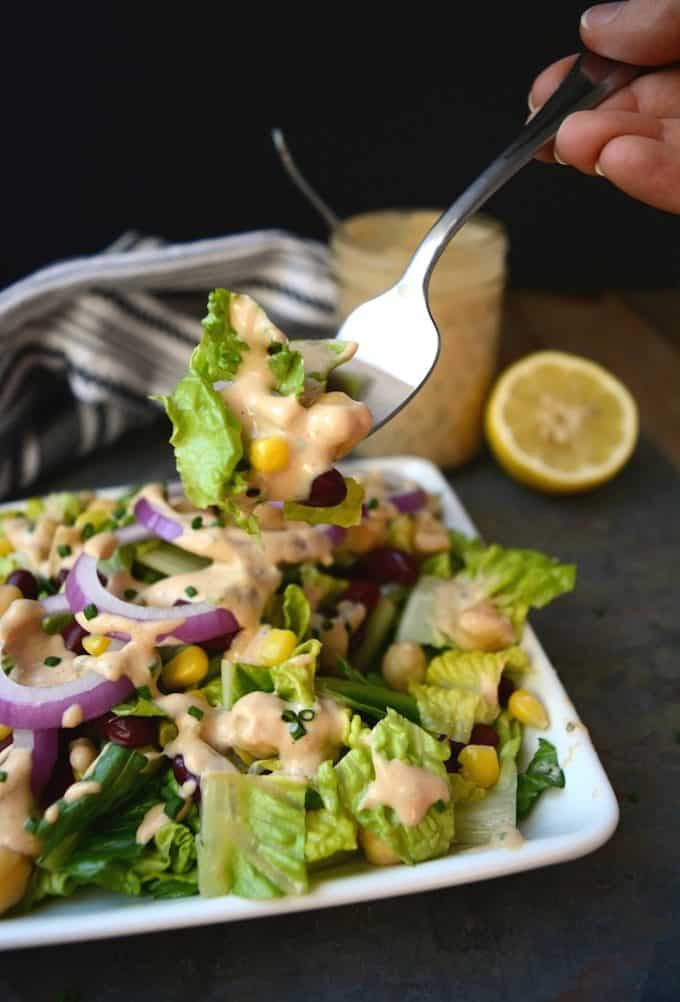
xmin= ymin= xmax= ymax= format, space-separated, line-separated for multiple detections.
xmin=485 ymin=351 xmax=639 ymax=494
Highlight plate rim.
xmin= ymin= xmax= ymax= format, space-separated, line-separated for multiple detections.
xmin=0 ymin=455 xmax=620 ymax=951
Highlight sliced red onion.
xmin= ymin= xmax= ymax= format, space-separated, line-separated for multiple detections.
xmin=66 ymin=554 xmax=239 ymax=643
xmin=113 ymin=522 xmax=155 ymax=546
xmin=41 ymin=593 xmax=71 ymax=615
xmin=389 ymin=489 xmax=428 ymax=514
xmin=133 ymin=496 xmax=183 ymax=542
xmin=0 ymin=667 xmax=133 ymax=730
xmin=322 ymin=524 xmax=347 ymax=547
xmin=13 ymin=728 xmax=59 ymax=795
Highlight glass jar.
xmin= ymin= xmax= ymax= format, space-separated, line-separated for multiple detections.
xmin=330 ymin=208 xmax=508 ymax=468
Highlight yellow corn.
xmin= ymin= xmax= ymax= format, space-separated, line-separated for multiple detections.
xmin=259 ymin=628 xmax=297 ymax=667
xmin=508 ymin=688 xmax=549 ymax=729
xmin=82 ymin=634 xmax=110 ymax=657
xmin=458 ymin=744 xmax=500 ymax=789
xmin=0 ymin=539 xmax=14 ymax=558
xmin=249 ymin=437 xmax=290 ymax=474
xmin=0 ymin=724 xmax=11 ymax=743
xmin=75 ymin=508 xmax=111 ymax=532
xmin=161 ymin=645 xmax=209 ymax=691
xmin=158 ymin=720 xmax=179 ymax=747
xmin=0 ymin=585 xmax=22 ymax=616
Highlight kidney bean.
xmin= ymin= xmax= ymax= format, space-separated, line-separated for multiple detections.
xmin=354 ymin=547 xmax=419 ymax=586
xmin=61 ymin=620 xmax=88 ymax=655
xmin=172 ymin=754 xmax=201 ymax=803
xmin=6 ymin=569 xmax=38 ymax=600
xmin=470 ymin=723 xmax=499 ymax=747
xmin=305 ymin=469 xmax=347 ymax=508
xmin=98 ymin=712 xmax=157 ymax=748
xmin=498 ymin=674 xmax=516 ymax=706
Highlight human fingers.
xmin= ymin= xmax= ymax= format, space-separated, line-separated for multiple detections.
xmin=581 ymin=0 xmax=680 ymax=67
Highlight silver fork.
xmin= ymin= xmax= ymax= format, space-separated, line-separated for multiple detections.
xmin=319 ymin=51 xmax=642 ymax=435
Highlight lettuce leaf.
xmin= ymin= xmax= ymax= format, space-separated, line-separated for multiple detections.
xmin=284 ymin=477 xmax=365 ymax=528
xmin=449 ymin=531 xmax=576 ymax=632
xmin=282 ymin=583 xmax=311 ymax=640
xmin=516 ymin=738 xmax=565 ymax=820
xmin=268 ymin=345 xmax=305 ymax=397
xmin=335 ymin=709 xmax=454 ymax=864
xmin=305 ymin=760 xmax=358 ymax=865
xmin=270 ymin=638 xmax=320 ymax=706
xmin=195 ymin=288 xmax=249 ymax=382
xmin=197 ymin=771 xmax=307 ymax=899
xmin=299 ymin=563 xmax=349 ymax=611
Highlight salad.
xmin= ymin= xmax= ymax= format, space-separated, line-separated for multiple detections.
xmin=0 ymin=290 xmax=575 ymax=915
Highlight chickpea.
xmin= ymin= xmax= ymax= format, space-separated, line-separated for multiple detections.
xmin=358 ymin=827 xmax=400 ymax=866
xmin=381 ymin=641 xmax=427 ymax=692
xmin=0 ymin=847 xmax=32 ymax=915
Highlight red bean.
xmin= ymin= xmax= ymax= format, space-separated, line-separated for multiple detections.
xmin=470 ymin=723 xmax=499 ymax=747
xmin=498 ymin=674 xmax=516 ymax=706
xmin=305 ymin=469 xmax=347 ymax=508
xmin=445 ymin=741 xmax=465 ymax=772
xmin=172 ymin=754 xmax=201 ymax=803
xmin=340 ymin=579 xmax=381 ymax=613
xmin=6 ymin=569 xmax=38 ymax=600
xmin=354 ymin=547 xmax=419 ymax=586
xmin=62 ymin=620 xmax=88 ymax=655
xmin=99 ymin=712 xmax=157 ymax=748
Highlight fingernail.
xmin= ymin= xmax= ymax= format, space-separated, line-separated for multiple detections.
xmin=528 ymin=93 xmax=536 ymax=113
xmin=581 ymin=2 xmax=623 ymax=29
xmin=554 ymin=151 xmax=567 ymax=166
xmin=595 ymin=161 xmax=606 ymax=176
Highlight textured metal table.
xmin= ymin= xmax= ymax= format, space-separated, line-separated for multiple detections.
xmin=3 ymin=420 xmax=679 ymax=1002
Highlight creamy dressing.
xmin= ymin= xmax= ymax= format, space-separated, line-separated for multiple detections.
xmin=1 ymin=600 xmax=78 ymax=686
xmin=61 ymin=704 xmax=83 ymax=728
xmin=2 ymin=516 xmax=58 ymax=573
xmin=62 ymin=780 xmax=102 ymax=804
xmin=69 ymin=738 xmax=97 ymax=778
xmin=155 ymin=693 xmax=236 ymax=779
xmin=0 ymin=748 xmax=41 ymax=858
xmin=72 ymin=612 xmax=183 ymax=690
xmin=360 ymin=753 xmax=450 ymax=827
xmin=433 ymin=579 xmax=515 ymax=652
xmin=135 ymin=803 xmax=170 ymax=845
xmin=44 ymin=804 xmax=59 ymax=825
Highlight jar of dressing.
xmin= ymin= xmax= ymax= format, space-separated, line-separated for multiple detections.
xmin=330 ymin=208 xmax=508 ymax=468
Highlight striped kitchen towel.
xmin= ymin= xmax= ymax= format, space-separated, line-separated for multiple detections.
xmin=0 ymin=230 xmax=338 ymax=500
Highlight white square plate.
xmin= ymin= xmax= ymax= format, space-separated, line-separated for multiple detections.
xmin=0 ymin=456 xmax=619 ymax=951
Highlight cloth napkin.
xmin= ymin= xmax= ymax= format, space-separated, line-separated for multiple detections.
xmin=0 ymin=230 xmax=338 ymax=500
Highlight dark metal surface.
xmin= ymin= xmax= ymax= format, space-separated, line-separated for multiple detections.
xmin=3 ymin=426 xmax=679 ymax=1002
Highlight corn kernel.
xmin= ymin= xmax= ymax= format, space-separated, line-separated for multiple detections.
xmin=0 ymin=724 xmax=12 ymax=743
xmin=82 ymin=634 xmax=110 ymax=657
xmin=0 ymin=539 xmax=14 ymax=558
xmin=75 ymin=508 xmax=111 ymax=532
xmin=158 ymin=720 xmax=179 ymax=747
xmin=161 ymin=645 xmax=209 ymax=691
xmin=358 ymin=827 xmax=400 ymax=866
xmin=458 ymin=744 xmax=500 ymax=789
xmin=249 ymin=437 xmax=290 ymax=474
xmin=0 ymin=585 xmax=22 ymax=616
xmin=508 ymin=688 xmax=549 ymax=729
xmin=259 ymin=628 xmax=298 ymax=667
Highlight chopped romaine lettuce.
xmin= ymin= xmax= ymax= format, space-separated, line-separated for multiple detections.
xmin=284 ymin=477 xmax=365 ymax=528
xmin=198 ymin=771 xmax=307 ymax=899
xmin=194 ymin=288 xmax=249 ymax=383
xmin=305 ymin=760 xmax=358 ymax=865
xmin=282 ymin=583 xmax=311 ymax=640
xmin=268 ymin=344 xmax=305 ymax=397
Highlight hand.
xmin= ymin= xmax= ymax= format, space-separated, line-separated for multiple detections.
xmin=529 ymin=0 xmax=680 ymax=213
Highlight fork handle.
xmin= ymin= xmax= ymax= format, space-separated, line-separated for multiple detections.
xmin=403 ymin=50 xmax=644 ymax=291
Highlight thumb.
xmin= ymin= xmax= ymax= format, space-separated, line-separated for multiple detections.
xmin=581 ymin=0 xmax=680 ymax=66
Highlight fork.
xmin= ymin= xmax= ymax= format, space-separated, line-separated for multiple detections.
xmin=328 ymin=51 xmax=642 ymax=435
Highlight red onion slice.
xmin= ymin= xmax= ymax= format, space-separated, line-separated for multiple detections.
xmin=0 ymin=667 xmax=133 ymax=730
xmin=113 ymin=522 xmax=155 ymax=546
xmin=13 ymin=728 xmax=59 ymax=795
xmin=388 ymin=489 xmax=428 ymax=514
xmin=41 ymin=593 xmax=71 ymax=615
xmin=322 ymin=524 xmax=347 ymax=547
xmin=133 ymin=497 xmax=183 ymax=542
xmin=66 ymin=554 xmax=239 ymax=643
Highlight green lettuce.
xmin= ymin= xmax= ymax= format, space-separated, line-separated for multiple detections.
xmin=449 ymin=531 xmax=576 ymax=632
xmin=197 ymin=771 xmax=307 ymax=899
xmin=299 ymin=564 xmax=349 ymax=610
xmin=194 ymin=288 xmax=249 ymax=382
xmin=284 ymin=477 xmax=365 ymax=528
xmin=305 ymin=760 xmax=358 ymax=865
xmin=335 ymin=709 xmax=454 ymax=864
xmin=282 ymin=583 xmax=311 ymax=640
xmin=268 ymin=344 xmax=305 ymax=396
xmin=517 ymin=738 xmax=565 ymax=820
xmin=0 ymin=553 xmax=25 ymax=583
xmin=454 ymin=711 xmax=522 ymax=847
xmin=270 ymin=638 xmax=320 ymax=705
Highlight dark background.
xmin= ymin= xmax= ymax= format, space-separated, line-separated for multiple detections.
xmin=2 ymin=3 xmax=679 ymax=293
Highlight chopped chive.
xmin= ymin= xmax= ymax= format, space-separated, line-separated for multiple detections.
xmin=136 ymin=685 xmax=151 ymax=701
xmin=0 ymin=771 xmax=7 ymax=782
xmin=44 ymin=656 xmax=62 ymax=667
xmin=123 ymin=588 xmax=138 ymax=601
xmin=304 ymin=788 xmax=324 ymax=810
xmin=322 ymin=619 xmax=334 ymax=632
xmin=57 ymin=544 xmax=72 ymax=558
xmin=185 ymin=585 xmax=198 ymax=598
xmin=164 ymin=794 xmax=184 ymax=819
xmin=80 ymin=523 xmax=96 ymax=541
xmin=1 ymin=656 xmax=15 ymax=673
xmin=299 ymin=708 xmax=316 ymax=722
xmin=187 ymin=705 xmax=204 ymax=721
xmin=433 ymin=799 xmax=447 ymax=813
xmin=24 ymin=817 xmax=38 ymax=834
xmin=289 ymin=721 xmax=306 ymax=741
xmin=83 ymin=603 xmax=98 ymax=621
xmin=281 ymin=709 xmax=297 ymax=723
xmin=191 ymin=516 xmax=203 ymax=530
xmin=366 ymin=498 xmax=379 ymax=510
xmin=42 ymin=613 xmax=73 ymax=635
xmin=113 ymin=506 xmax=126 ymax=521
